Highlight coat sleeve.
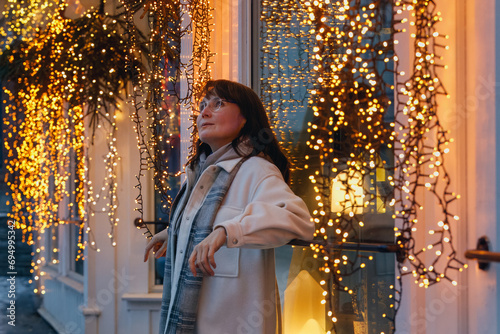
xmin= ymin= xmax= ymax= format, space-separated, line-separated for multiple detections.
xmin=214 ymin=166 xmax=315 ymax=249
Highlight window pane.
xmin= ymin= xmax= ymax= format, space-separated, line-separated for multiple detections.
xmin=46 ymin=225 xmax=59 ymax=266
xmin=0 ymin=96 xmax=4 ymax=170
xmin=68 ymin=139 xmax=84 ymax=275
xmin=257 ymin=0 xmax=395 ymax=332
xmin=70 ymin=223 xmax=83 ymax=275
xmin=328 ymin=251 xmax=395 ymax=334
xmin=154 ymin=62 xmax=181 ymax=286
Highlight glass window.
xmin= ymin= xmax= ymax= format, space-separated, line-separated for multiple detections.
xmin=154 ymin=60 xmax=181 ymax=286
xmin=67 ymin=139 xmax=84 ymax=275
xmin=0 ymin=96 xmax=4 ymax=170
xmin=256 ymin=1 xmax=395 ymax=332
xmin=70 ymin=223 xmax=83 ymax=275
xmin=46 ymin=225 xmax=59 ymax=266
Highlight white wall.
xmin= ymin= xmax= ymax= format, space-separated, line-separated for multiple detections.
xmin=464 ymin=0 xmax=500 ymax=332
xmin=396 ymin=0 xmax=500 ymax=333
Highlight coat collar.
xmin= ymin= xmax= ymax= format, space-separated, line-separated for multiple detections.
xmin=216 ymin=157 xmax=244 ymax=173
xmin=198 ymin=139 xmax=254 ymax=174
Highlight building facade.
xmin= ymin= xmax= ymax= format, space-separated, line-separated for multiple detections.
xmin=3 ymin=0 xmax=500 ymax=333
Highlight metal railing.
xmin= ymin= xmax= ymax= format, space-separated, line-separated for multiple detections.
xmin=137 ymin=218 xmax=500 ymax=271
xmin=135 ymin=218 xmax=403 ymax=256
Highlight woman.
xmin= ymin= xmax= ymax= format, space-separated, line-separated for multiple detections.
xmin=144 ymin=79 xmax=314 ymax=334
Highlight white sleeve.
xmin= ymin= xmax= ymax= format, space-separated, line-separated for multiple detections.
xmin=214 ymin=172 xmax=314 ymax=249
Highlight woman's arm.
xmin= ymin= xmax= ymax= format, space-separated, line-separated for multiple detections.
xmin=187 ymin=157 xmax=314 ymax=275
xmin=215 ymin=172 xmax=314 ymax=249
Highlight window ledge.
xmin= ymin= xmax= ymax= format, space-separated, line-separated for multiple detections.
xmin=67 ymin=270 xmax=84 ymax=283
xmin=122 ymin=293 xmax=162 ymax=310
xmin=56 ymin=275 xmax=84 ymax=293
xmin=43 ymin=266 xmax=84 ymax=293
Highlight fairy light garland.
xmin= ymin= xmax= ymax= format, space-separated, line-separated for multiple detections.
xmin=2 ymin=12 xmax=87 ymax=296
xmin=260 ymin=1 xmax=395 ymax=331
xmin=392 ymin=0 xmax=466 ymax=292
xmin=120 ymin=0 xmax=183 ymax=238
xmin=1 ymin=0 xmax=144 ymax=293
xmin=260 ymin=0 xmax=464 ymax=333
xmin=85 ymin=120 xmax=120 ymax=248
xmin=121 ymin=0 xmax=212 ymax=238
xmin=306 ymin=1 xmax=396 ymax=332
xmin=260 ymin=0 xmax=316 ymax=152
xmin=2 ymin=13 xmax=86 ymax=244
xmin=0 ymin=0 xmax=58 ymax=45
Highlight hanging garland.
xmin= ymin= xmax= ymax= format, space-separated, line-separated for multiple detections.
xmin=393 ymin=0 xmax=466 ymax=290
xmin=260 ymin=0 xmax=465 ymax=333
xmin=1 ymin=0 xmax=146 ymax=292
xmin=304 ymin=1 xmax=396 ymax=332
xmin=1 ymin=3 xmax=142 ymax=136
xmin=120 ymin=0 xmax=212 ymax=238
xmin=259 ymin=0 xmax=316 ymax=164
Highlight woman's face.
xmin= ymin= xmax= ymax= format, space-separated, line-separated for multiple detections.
xmin=196 ymin=95 xmax=246 ymax=152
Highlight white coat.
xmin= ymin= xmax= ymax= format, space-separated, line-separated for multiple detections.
xmin=167 ymin=145 xmax=314 ymax=334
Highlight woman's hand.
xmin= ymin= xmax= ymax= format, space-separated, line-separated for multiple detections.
xmin=188 ymin=227 xmax=227 ymax=277
xmin=144 ymin=228 xmax=169 ymax=262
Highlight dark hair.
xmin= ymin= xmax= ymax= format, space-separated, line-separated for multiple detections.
xmin=188 ymin=79 xmax=291 ymax=183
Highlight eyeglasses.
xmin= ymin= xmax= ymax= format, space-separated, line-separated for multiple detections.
xmin=196 ymin=97 xmax=237 ymax=114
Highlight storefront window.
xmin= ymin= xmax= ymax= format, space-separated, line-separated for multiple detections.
xmin=256 ymin=1 xmax=395 ymax=332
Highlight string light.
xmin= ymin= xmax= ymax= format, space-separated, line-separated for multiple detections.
xmin=262 ymin=0 xmax=395 ymax=331
xmin=1 ymin=0 xmax=143 ymax=293
xmin=393 ymin=0 xmax=465 ymax=291
xmin=121 ymin=0 xmax=212 ymax=238
xmin=261 ymin=0 xmax=464 ymax=333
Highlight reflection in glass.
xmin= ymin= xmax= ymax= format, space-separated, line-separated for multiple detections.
xmin=70 ymin=223 xmax=84 ymax=275
xmin=47 ymin=225 xmax=59 ymax=266
xmin=154 ymin=58 xmax=181 ymax=286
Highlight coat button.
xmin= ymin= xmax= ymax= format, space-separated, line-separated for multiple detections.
xmin=200 ymin=185 xmax=204 ymax=189
xmin=186 ymin=216 xmax=190 ymax=220
xmin=232 ymin=238 xmax=238 ymax=245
